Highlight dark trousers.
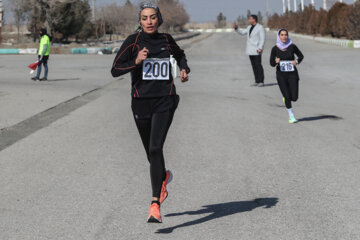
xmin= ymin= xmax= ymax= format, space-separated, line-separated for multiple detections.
xmin=36 ymin=55 xmax=49 ymax=79
xmin=276 ymin=72 xmax=299 ymax=109
xmin=134 ymin=110 xmax=175 ymax=198
xmin=249 ymin=55 xmax=264 ymax=83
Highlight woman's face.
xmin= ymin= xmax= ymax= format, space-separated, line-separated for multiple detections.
xmin=279 ymin=30 xmax=288 ymax=43
xmin=140 ymin=8 xmax=159 ymax=34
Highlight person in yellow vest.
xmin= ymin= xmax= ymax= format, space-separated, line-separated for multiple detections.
xmin=32 ymin=27 xmax=51 ymax=81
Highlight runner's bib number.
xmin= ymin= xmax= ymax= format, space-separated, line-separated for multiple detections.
xmin=142 ymin=58 xmax=170 ymax=80
xmin=280 ymin=61 xmax=295 ymax=72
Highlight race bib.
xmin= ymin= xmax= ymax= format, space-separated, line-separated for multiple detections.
xmin=142 ymin=58 xmax=170 ymax=80
xmin=279 ymin=61 xmax=295 ymax=72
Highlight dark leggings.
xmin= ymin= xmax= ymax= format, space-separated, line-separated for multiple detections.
xmin=276 ymin=72 xmax=299 ymax=109
xmin=134 ymin=110 xmax=175 ymax=198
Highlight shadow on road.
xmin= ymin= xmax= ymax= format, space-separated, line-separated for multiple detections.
xmin=298 ymin=115 xmax=343 ymax=122
xmin=156 ymin=198 xmax=278 ymax=234
xmin=267 ymin=103 xmax=284 ymax=108
xmin=263 ymin=83 xmax=278 ymax=87
xmin=49 ymin=78 xmax=81 ymax=82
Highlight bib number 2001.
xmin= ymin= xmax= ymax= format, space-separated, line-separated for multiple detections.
xmin=143 ymin=58 xmax=170 ymax=80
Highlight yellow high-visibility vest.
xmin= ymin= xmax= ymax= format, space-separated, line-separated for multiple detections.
xmin=38 ymin=35 xmax=50 ymax=56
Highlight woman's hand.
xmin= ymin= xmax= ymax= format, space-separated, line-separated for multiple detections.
xmin=135 ymin=47 xmax=149 ymax=65
xmin=275 ymin=57 xmax=280 ymax=64
xmin=180 ymin=69 xmax=188 ymax=82
xmin=292 ymin=60 xmax=297 ymax=66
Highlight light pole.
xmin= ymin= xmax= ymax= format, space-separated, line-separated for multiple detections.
xmin=301 ymin=0 xmax=304 ymax=11
xmin=282 ymin=0 xmax=286 ymax=13
xmin=0 ymin=0 xmax=3 ymax=44
xmin=288 ymin=0 xmax=291 ymax=12
xmin=92 ymin=0 xmax=95 ymax=21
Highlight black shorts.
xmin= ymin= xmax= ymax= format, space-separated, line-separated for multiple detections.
xmin=131 ymin=95 xmax=180 ymax=120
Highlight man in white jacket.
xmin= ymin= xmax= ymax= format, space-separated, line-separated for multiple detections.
xmin=235 ymin=15 xmax=266 ymax=87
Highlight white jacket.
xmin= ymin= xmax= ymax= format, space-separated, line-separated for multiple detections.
xmin=236 ymin=24 xmax=266 ymax=56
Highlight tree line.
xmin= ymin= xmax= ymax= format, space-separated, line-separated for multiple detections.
xmin=8 ymin=0 xmax=189 ymax=43
xmin=98 ymin=0 xmax=189 ymax=41
xmin=216 ymin=10 xmax=264 ymax=29
xmin=267 ymin=2 xmax=360 ymax=40
xmin=10 ymin=0 xmax=93 ymax=42
xmin=236 ymin=10 xmax=264 ymax=27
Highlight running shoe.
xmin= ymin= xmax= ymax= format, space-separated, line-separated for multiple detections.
xmin=147 ymin=203 xmax=162 ymax=223
xmin=289 ymin=115 xmax=298 ymax=124
xmin=257 ymin=83 xmax=264 ymax=87
xmin=160 ymin=169 xmax=173 ymax=204
xmin=31 ymin=77 xmax=40 ymax=81
xmin=250 ymin=83 xmax=259 ymax=87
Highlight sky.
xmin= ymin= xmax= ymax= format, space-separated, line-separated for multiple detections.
xmin=2 ymin=0 xmax=357 ymax=23
xmin=96 ymin=0 xmax=357 ymax=22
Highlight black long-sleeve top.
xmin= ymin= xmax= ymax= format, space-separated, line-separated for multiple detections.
xmin=270 ymin=44 xmax=304 ymax=79
xmin=111 ymin=31 xmax=190 ymax=98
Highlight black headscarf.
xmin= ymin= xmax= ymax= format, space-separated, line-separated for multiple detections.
xmin=138 ymin=3 xmax=163 ymax=27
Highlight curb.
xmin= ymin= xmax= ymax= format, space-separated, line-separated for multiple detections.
xmin=280 ymin=31 xmax=360 ymax=49
xmin=0 ymin=49 xmax=19 ymax=54
xmin=174 ymin=32 xmax=201 ymax=41
xmin=188 ymin=28 xmax=235 ymax=33
xmin=0 ymin=32 xmax=202 ymax=55
xmin=19 ymin=48 xmax=37 ymax=54
xmin=71 ymin=47 xmax=113 ymax=54
xmin=2 ymin=31 xmax=358 ymax=54
xmin=189 ymin=28 xmax=360 ymax=49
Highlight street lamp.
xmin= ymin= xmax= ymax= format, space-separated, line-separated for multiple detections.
xmin=0 ymin=0 xmax=3 ymax=44
xmin=288 ymin=0 xmax=291 ymax=11
xmin=282 ymin=0 xmax=286 ymax=13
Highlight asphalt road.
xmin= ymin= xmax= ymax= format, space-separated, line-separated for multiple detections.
xmin=0 ymin=32 xmax=360 ymax=240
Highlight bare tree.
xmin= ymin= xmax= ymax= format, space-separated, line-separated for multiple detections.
xmin=268 ymin=1 xmax=357 ymax=39
xmin=215 ymin=12 xmax=227 ymax=28
xmin=97 ymin=1 xmax=138 ymax=40
xmin=327 ymin=2 xmax=349 ymax=38
xmin=346 ymin=2 xmax=360 ymax=39
xmin=158 ymin=0 xmax=189 ymax=31
xmin=25 ymin=0 xmax=76 ymax=41
xmin=9 ymin=0 xmax=30 ymax=43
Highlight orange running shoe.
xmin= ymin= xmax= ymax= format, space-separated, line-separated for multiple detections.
xmin=147 ymin=203 xmax=162 ymax=223
xmin=159 ymin=170 xmax=173 ymax=204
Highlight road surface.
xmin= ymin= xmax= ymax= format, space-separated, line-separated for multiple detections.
xmin=0 ymin=32 xmax=360 ymax=239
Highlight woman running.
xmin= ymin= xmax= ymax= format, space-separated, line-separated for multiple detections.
xmin=111 ymin=3 xmax=190 ymax=223
xmin=270 ymin=29 xmax=304 ymax=123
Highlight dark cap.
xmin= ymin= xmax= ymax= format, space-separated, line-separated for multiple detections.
xmin=40 ymin=27 xmax=47 ymax=36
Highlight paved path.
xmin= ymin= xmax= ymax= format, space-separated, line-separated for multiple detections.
xmin=0 ymin=32 xmax=360 ymax=239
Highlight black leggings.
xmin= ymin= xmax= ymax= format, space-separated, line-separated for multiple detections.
xmin=134 ymin=110 xmax=175 ymax=198
xmin=276 ymin=72 xmax=299 ymax=109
